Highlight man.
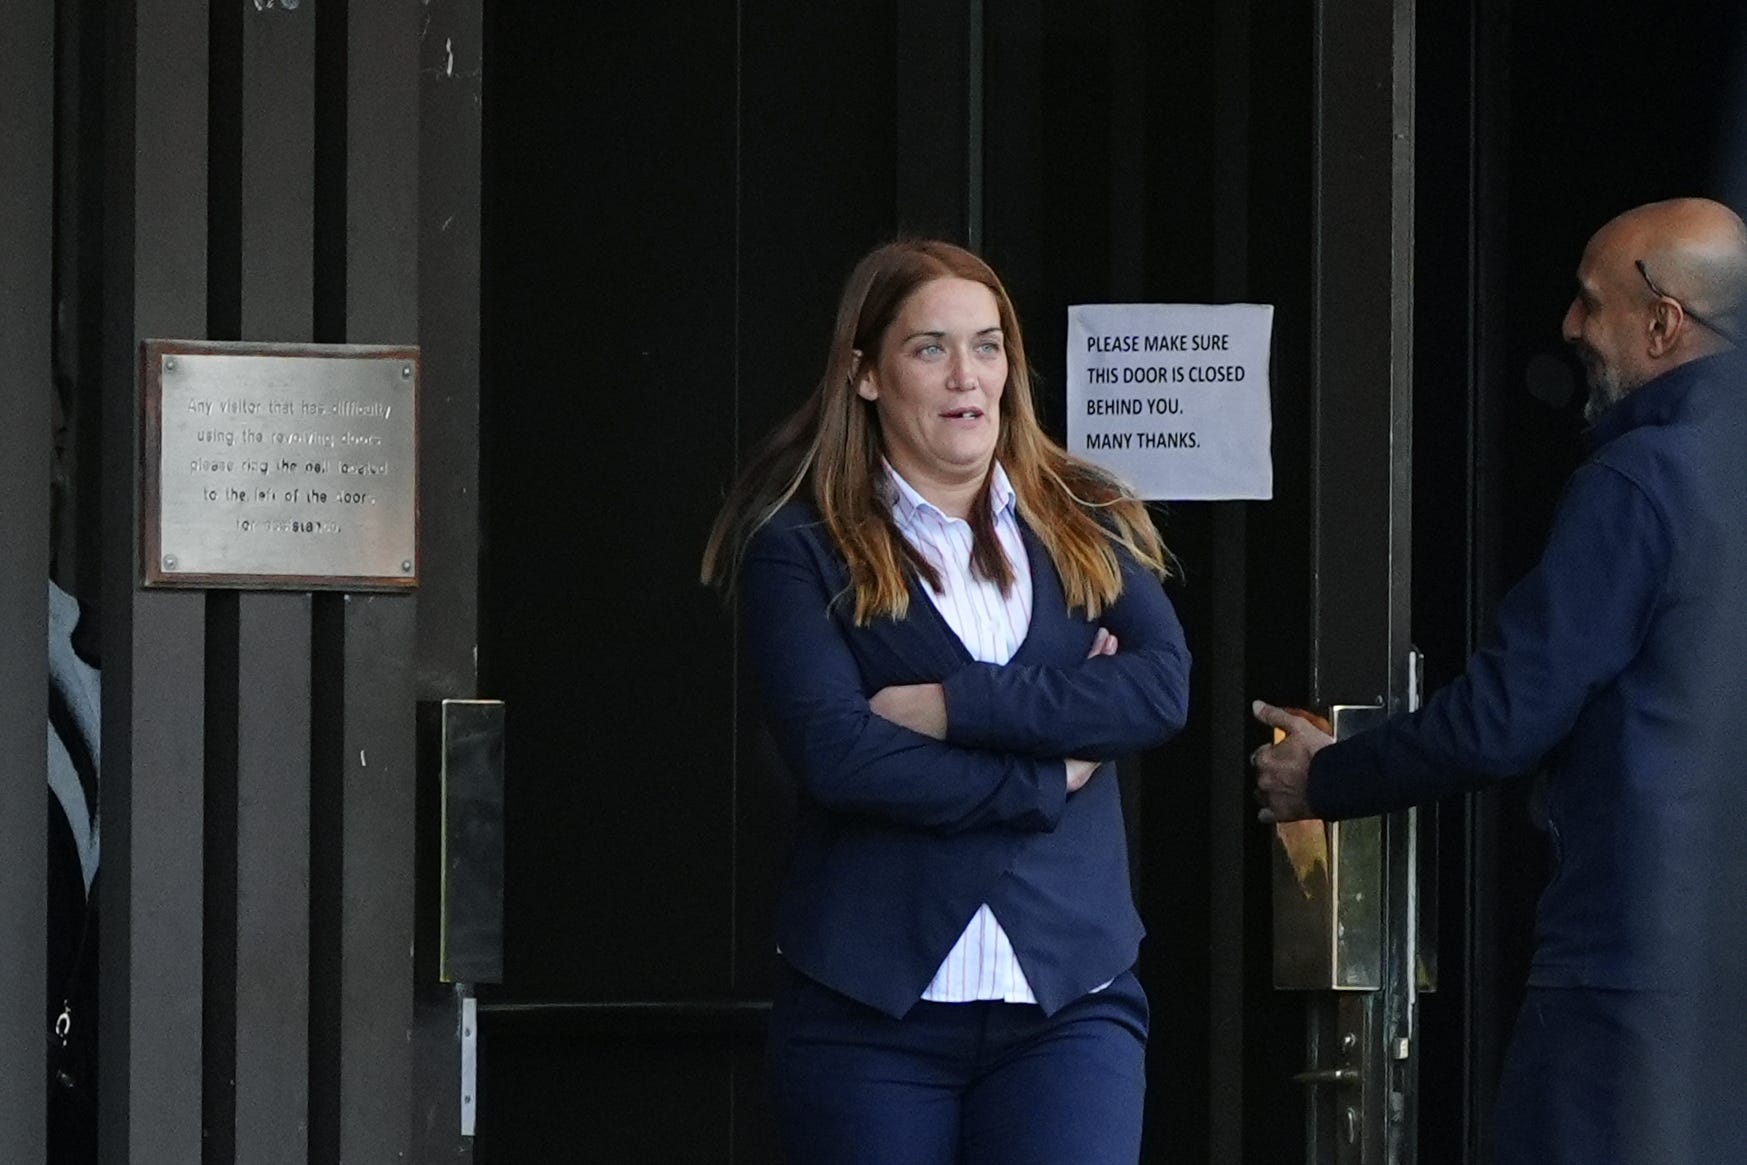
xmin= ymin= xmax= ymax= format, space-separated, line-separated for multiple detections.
xmin=1252 ymin=198 xmax=1747 ymax=1163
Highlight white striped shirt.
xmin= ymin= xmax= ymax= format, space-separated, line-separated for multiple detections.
xmin=883 ymin=461 xmax=1040 ymax=1005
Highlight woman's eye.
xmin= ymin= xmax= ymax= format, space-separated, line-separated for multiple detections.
xmin=917 ymin=343 xmax=944 ymax=357
xmin=976 ymin=342 xmax=1003 ymax=356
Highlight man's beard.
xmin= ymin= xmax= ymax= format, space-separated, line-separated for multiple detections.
xmin=1584 ymin=369 xmax=1629 ymax=422
xmin=1579 ymin=345 xmax=1633 ymax=423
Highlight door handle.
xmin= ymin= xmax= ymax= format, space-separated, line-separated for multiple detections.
xmin=1292 ymin=1067 xmax=1360 ymax=1086
xmin=419 ymin=698 xmax=506 ymax=985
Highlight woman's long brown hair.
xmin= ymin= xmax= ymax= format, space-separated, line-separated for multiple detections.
xmin=702 ymin=239 xmax=1168 ymax=624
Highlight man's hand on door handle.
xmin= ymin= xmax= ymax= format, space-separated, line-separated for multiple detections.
xmin=1249 ymin=700 xmax=1335 ymax=824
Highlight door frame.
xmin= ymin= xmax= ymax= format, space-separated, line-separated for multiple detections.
xmin=0 ymin=0 xmax=55 ymax=1157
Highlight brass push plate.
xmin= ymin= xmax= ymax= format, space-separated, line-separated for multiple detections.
xmin=1272 ymin=704 xmax=1388 ymax=990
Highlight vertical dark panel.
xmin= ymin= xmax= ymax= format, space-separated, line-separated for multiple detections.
xmin=308 ymin=597 xmax=344 ymax=1162
xmin=100 ymin=1 xmax=210 ymax=1160
xmin=415 ymin=0 xmax=482 ymax=701
xmin=218 ymin=596 xmax=314 ymax=1163
xmin=475 ymin=2 xmax=762 ymax=1157
xmin=414 ymin=0 xmax=483 ymax=1158
xmin=1309 ymin=0 xmax=1417 ymax=1157
xmin=315 ymin=3 xmax=422 ymax=1160
xmin=1411 ymin=0 xmax=1488 ymax=1159
xmin=53 ymin=0 xmax=105 ymax=591
xmin=1106 ymin=0 xmax=1145 ymax=298
xmin=206 ymin=4 xmax=321 ymax=1161
xmin=239 ymin=0 xmax=316 ymax=342
xmin=480 ymin=5 xmax=737 ymax=1005
xmin=1309 ymin=0 xmax=1414 ymax=708
xmin=345 ymin=0 xmax=418 ymax=346
xmin=0 ymin=0 xmax=53 ymax=1158
xmin=335 ymin=595 xmax=419 ymax=1160
xmin=311 ymin=594 xmax=418 ymax=1165
xmin=981 ymin=0 xmax=1043 ymax=317
xmin=200 ymin=592 xmax=316 ymax=1164
xmin=202 ymin=595 xmax=241 ymax=1165
xmin=895 ymin=0 xmax=981 ymax=241
xmin=1462 ymin=2 xmax=1517 ymax=1157
xmin=1237 ymin=3 xmax=1316 ymax=1159
xmin=1206 ymin=4 xmax=1252 ymax=1160
xmin=307 ymin=4 xmax=346 ymax=1152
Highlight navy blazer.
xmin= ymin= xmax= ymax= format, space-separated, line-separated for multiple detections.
xmin=742 ymin=499 xmax=1190 ymax=1018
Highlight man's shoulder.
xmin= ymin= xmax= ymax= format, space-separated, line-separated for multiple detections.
xmin=1588 ymin=403 xmax=1705 ymax=494
xmin=1592 ymin=385 xmax=1739 ymax=493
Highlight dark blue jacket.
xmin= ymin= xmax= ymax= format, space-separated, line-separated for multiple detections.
xmin=1309 ymin=354 xmax=1747 ymax=992
xmin=741 ymin=500 xmax=1190 ymax=1018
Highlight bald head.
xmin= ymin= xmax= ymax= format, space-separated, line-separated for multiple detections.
xmin=1617 ymin=198 xmax=1747 ymax=341
xmin=1564 ymin=198 xmax=1747 ymax=418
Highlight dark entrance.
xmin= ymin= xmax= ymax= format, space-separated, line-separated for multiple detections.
xmin=4 ymin=0 xmax=1743 ymax=1161
xmin=475 ymin=2 xmax=1747 ymax=1162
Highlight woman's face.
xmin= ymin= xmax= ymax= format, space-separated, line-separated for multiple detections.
xmin=857 ymin=276 xmax=1008 ymax=495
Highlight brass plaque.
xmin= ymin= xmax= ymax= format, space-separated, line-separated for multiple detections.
xmin=143 ymin=340 xmax=419 ymax=589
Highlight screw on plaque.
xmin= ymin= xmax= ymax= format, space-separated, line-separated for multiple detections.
xmin=164 ymin=555 xmax=178 ymax=570
xmin=401 ymin=560 xmax=413 ymax=573
xmin=164 ymin=356 xmax=177 ymax=371
xmin=401 ymin=365 xmax=413 ymax=379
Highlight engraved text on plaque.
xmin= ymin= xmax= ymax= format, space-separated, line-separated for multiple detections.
xmin=143 ymin=341 xmax=419 ymax=589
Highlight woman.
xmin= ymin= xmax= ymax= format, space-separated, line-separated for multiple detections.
xmin=703 ymin=239 xmax=1189 ymax=1164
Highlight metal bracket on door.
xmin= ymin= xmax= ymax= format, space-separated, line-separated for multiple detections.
xmin=461 ymin=995 xmax=478 ymax=1137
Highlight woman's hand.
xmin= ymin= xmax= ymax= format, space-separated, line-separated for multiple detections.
xmin=1061 ymin=631 xmax=1119 ymax=792
xmin=868 ymin=683 xmax=948 ymax=739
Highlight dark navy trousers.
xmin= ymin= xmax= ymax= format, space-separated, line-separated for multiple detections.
xmin=1493 ymin=986 xmax=1720 ymax=1165
xmin=767 ymin=965 xmax=1148 ymax=1165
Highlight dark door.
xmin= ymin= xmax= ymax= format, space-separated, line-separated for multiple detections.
xmin=472 ymin=3 xmax=1349 ymax=1161
xmin=471 ymin=1 xmax=1747 ymax=1163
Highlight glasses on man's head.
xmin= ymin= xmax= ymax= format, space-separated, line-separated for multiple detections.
xmin=1635 ymin=259 xmax=1737 ymax=344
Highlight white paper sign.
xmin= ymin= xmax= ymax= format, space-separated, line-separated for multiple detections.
xmin=1066 ymin=303 xmax=1274 ymax=500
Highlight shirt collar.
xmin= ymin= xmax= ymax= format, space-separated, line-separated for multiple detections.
xmin=882 ymin=460 xmax=1017 ymax=527
xmin=1587 ymin=351 xmax=1739 ymax=449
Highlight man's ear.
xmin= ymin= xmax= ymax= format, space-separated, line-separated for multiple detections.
xmin=1647 ymin=298 xmax=1683 ymax=358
